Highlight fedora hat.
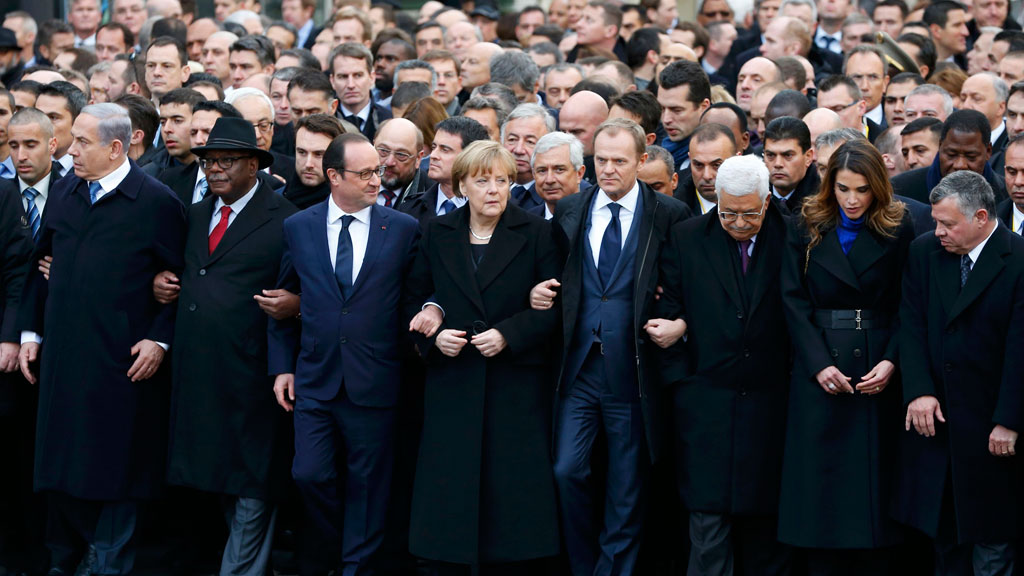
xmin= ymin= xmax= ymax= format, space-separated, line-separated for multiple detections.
xmin=191 ymin=117 xmax=275 ymax=169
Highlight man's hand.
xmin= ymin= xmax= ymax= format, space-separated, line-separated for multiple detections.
xmin=127 ymin=340 xmax=165 ymax=382
xmin=815 ymin=365 xmax=854 ymax=395
xmin=39 ymin=256 xmax=52 ymax=280
xmin=153 ymin=270 xmax=181 ymax=304
xmin=19 ymin=342 xmax=40 ymax=384
xmin=0 ymin=342 xmax=19 ymax=372
xmin=856 ymin=359 xmax=895 ymax=395
xmin=410 ymin=305 xmax=443 ymax=337
xmin=274 ymin=373 xmax=295 ymax=412
xmin=905 ymin=395 xmax=945 ymax=437
xmin=254 ymin=289 xmax=300 ymax=320
xmin=643 ymin=318 xmax=686 ymax=348
xmin=435 ymin=329 xmax=468 ymax=357
xmin=471 ymin=328 xmax=506 ymax=357
xmin=989 ymin=425 xmax=1018 ymax=456
xmin=530 ymin=278 xmax=560 ymax=310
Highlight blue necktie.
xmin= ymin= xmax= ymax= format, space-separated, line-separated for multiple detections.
xmin=22 ymin=187 xmax=40 ymax=242
xmin=598 ymin=203 xmax=622 ymax=287
xmin=88 ymin=181 xmax=102 ymax=204
xmin=511 ymin=184 xmax=528 ymax=204
xmin=440 ymin=199 xmax=456 ymax=215
xmin=960 ymin=254 xmax=972 ymax=288
xmin=195 ymin=176 xmax=208 ymax=202
xmin=335 ymin=215 xmax=355 ymax=299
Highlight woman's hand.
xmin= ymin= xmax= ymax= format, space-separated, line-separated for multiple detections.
xmin=643 ymin=318 xmax=686 ymax=348
xmin=856 ymin=360 xmax=895 ymax=395
xmin=435 ymin=329 xmax=468 ymax=357
xmin=815 ymin=365 xmax=854 ymax=395
xmin=471 ymin=329 xmax=507 ymax=357
xmin=530 ymin=278 xmax=560 ymax=310
xmin=410 ymin=305 xmax=443 ymax=337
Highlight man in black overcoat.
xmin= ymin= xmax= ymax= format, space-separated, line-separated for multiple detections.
xmin=654 ymin=154 xmax=793 ymax=575
xmin=17 ymin=103 xmax=186 ymax=575
xmin=897 ymin=170 xmax=1024 ymax=575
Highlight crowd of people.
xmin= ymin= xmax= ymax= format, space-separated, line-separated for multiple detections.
xmin=0 ymin=0 xmax=1022 ymax=574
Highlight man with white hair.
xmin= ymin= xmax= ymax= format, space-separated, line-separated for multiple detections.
xmin=653 ymin=152 xmax=794 ymax=576
xmin=227 ymin=87 xmax=296 ymax=186
xmin=69 ymin=0 xmax=101 ymax=49
xmin=502 ymin=103 xmax=556 ymax=210
xmin=960 ymin=72 xmax=1009 ymax=163
xmin=443 ymin=21 xmax=481 ymax=62
xmin=18 ymin=102 xmax=186 ymax=576
xmin=530 ymin=131 xmax=591 ymax=219
xmin=904 ymin=84 xmax=955 ymax=123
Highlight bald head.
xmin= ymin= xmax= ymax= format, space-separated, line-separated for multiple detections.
xmin=803 ymin=108 xmax=844 ymax=147
xmin=374 ymin=117 xmax=425 ymax=190
xmin=241 ymin=72 xmax=272 ymax=95
xmin=559 ymin=91 xmax=609 ymax=155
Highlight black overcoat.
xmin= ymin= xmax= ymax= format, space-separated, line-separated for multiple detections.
xmin=166 ymin=182 xmax=297 ymax=499
xmin=777 ymin=211 xmax=914 ymax=548
xmin=894 ymin=226 xmax=1024 ymax=544
xmin=404 ymin=204 xmax=562 ymax=564
xmin=656 ymin=203 xmax=792 ymax=516
xmin=19 ymin=162 xmax=186 ymax=500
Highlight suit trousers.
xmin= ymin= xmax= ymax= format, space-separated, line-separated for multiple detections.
xmin=687 ymin=512 xmax=792 ymax=576
xmin=46 ymin=493 xmax=137 ymax=575
xmin=554 ymin=343 xmax=648 ymax=576
xmin=292 ymin=385 xmax=395 ymax=576
xmin=933 ymin=542 xmax=1015 ymax=576
xmin=219 ymin=495 xmax=277 ymax=576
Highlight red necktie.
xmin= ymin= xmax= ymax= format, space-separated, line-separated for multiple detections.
xmin=209 ymin=206 xmax=231 ymax=254
xmin=381 ymin=189 xmax=396 ymax=207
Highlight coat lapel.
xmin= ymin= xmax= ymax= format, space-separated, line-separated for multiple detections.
xmin=747 ymin=206 xmax=785 ymax=315
xmin=846 ymin=226 xmax=887 ymax=279
xmin=630 ymin=184 xmax=654 ymax=288
xmin=476 ymin=208 xmax=528 ymax=292
xmin=702 ymin=215 xmax=745 ymax=311
xmin=437 ymin=210 xmax=487 ymax=315
xmin=813 ymin=229 xmax=862 ymax=290
xmin=932 ymin=248 xmax=959 ymax=319
xmin=351 ymin=205 xmax=388 ymax=296
xmin=309 ymin=200 xmax=343 ymax=300
xmin=947 ymin=226 xmax=1009 ymax=323
xmin=204 ymin=182 xmax=275 ymax=265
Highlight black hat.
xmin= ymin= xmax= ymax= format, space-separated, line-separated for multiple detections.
xmin=0 ymin=28 xmax=18 ymax=51
xmin=191 ymin=117 xmax=274 ymax=169
xmin=470 ymin=5 xmax=500 ymax=20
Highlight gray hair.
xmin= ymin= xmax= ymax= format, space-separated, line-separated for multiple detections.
xmin=979 ymin=72 xmax=1010 ymax=103
xmin=225 ymin=9 xmax=261 ymax=27
xmin=9 ymin=107 xmax=54 ymax=139
xmin=814 ymin=127 xmax=866 ymax=153
xmin=461 ymin=96 xmax=511 ymax=126
xmin=500 ymin=103 xmax=556 ymax=141
xmin=715 ymin=154 xmax=770 ymax=201
xmin=781 ymin=0 xmax=817 ymax=23
xmin=645 ymin=145 xmax=676 ymax=175
xmin=272 ymin=66 xmax=304 ymax=83
xmin=929 ymin=170 xmax=997 ymax=216
xmin=490 ymin=51 xmax=540 ymax=92
xmin=226 ymin=87 xmax=275 ymax=122
xmin=445 ymin=22 xmax=483 ymax=42
xmin=907 ymin=84 xmax=955 ymax=116
xmin=471 ymin=83 xmax=519 ymax=111
xmin=532 ymin=131 xmax=584 ymax=170
xmin=7 ymin=11 xmax=38 ymax=36
xmin=81 ymin=103 xmax=132 ymax=150
xmin=394 ymin=60 xmax=438 ymax=90
xmin=544 ymin=63 xmax=584 ymax=84
xmin=87 ymin=60 xmax=112 ymax=80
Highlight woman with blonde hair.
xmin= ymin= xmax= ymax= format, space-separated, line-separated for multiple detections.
xmin=778 ymin=138 xmax=916 ymax=574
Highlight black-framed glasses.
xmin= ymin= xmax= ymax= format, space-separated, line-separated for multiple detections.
xmin=198 ymin=156 xmax=250 ymax=170
xmin=341 ymin=166 xmax=386 ymax=180
xmin=718 ymin=200 xmax=768 ymax=222
xmin=251 ymin=120 xmax=273 ymax=133
xmin=376 ymin=146 xmax=414 ymax=163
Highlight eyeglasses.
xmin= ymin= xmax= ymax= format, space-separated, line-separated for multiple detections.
xmin=849 ymin=73 xmax=884 ymax=83
xmin=376 ymin=146 xmax=414 ymax=163
xmin=251 ymin=121 xmax=273 ymax=133
xmin=198 ymin=156 xmax=251 ymax=170
xmin=341 ymin=165 xmax=386 ymax=180
xmin=718 ymin=201 xmax=767 ymax=222
xmin=825 ymin=100 xmax=860 ymax=114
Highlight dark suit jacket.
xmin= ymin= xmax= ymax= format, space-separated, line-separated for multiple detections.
xmin=268 ymin=202 xmax=420 ymax=407
xmin=774 ymin=167 xmax=820 ymax=215
xmin=513 ymin=182 xmax=544 ymax=211
xmin=895 ymin=225 xmax=1024 ymax=543
xmin=19 ymin=160 xmax=186 ymax=500
xmin=892 ymin=165 xmax=1008 ymax=205
xmin=0 ymin=179 xmax=32 ymax=342
xmin=167 ymin=180 xmax=297 ymax=499
xmin=997 ymin=197 xmax=1016 ymax=230
xmin=656 ymin=203 xmax=792 ymax=516
xmin=301 ymin=25 xmax=323 ymax=50
xmin=159 ymin=161 xmax=202 ymax=207
xmin=898 ymin=194 xmax=935 ymax=238
xmin=399 ymin=182 xmax=446 ymax=227
xmin=337 ymin=102 xmax=393 ymax=142
xmin=269 ymin=151 xmax=297 ymax=186
xmin=552 ymin=182 xmax=692 ymax=462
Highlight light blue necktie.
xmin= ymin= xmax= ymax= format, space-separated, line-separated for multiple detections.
xmin=440 ymin=199 xmax=456 ymax=215
xmin=195 ymin=176 xmax=208 ymax=202
xmin=88 ymin=181 xmax=102 ymax=205
xmin=22 ymin=187 xmax=40 ymax=242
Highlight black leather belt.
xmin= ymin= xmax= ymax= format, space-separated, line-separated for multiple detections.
xmin=812 ymin=309 xmax=890 ymax=330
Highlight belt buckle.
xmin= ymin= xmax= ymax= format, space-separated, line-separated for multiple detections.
xmin=600 ymin=342 xmax=605 ymax=356
xmin=855 ymin=309 xmax=862 ymax=330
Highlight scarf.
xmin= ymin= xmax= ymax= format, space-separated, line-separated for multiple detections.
xmin=661 ymin=135 xmax=691 ymax=170
xmin=837 ymin=210 xmax=865 ymax=255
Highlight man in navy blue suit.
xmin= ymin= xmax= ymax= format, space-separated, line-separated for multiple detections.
xmin=267 ymin=132 xmax=419 ymax=575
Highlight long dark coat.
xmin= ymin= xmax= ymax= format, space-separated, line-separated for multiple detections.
xmin=894 ymin=226 xmax=1024 ymax=544
xmin=656 ymin=203 xmax=792 ymax=516
xmin=404 ymin=204 xmax=561 ymax=565
xmin=777 ymin=211 xmax=915 ymax=548
xmin=166 ymin=182 xmax=297 ymax=499
xmin=19 ymin=162 xmax=186 ymax=500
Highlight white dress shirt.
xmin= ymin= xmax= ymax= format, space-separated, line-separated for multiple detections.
xmin=19 ymin=172 xmax=52 ymax=216
xmin=342 ymin=101 xmax=372 ymax=128
xmin=966 ymin=222 xmax=999 ymax=270
xmin=55 ymin=154 xmax=74 ymax=178
xmin=91 ymin=158 xmax=132 ymax=202
xmin=434 ymin=190 xmax=467 ymax=215
xmin=1013 ymin=203 xmax=1024 ymax=235
xmin=865 ymin=103 xmax=884 ymax=126
xmin=815 ymin=29 xmax=842 ymax=53
xmin=208 ymin=181 xmax=258 ymax=234
xmin=327 ymin=198 xmax=372 ymax=285
xmin=544 ymin=204 xmax=554 ymax=220
xmin=296 ymin=18 xmax=315 ymax=48
xmin=589 ymin=181 xmax=640 ymax=267
xmin=0 ymin=156 xmax=15 ymax=179
xmin=74 ymin=33 xmax=96 ymax=48
xmin=192 ymin=165 xmax=208 ymax=204
xmin=697 ymin=193 xmax=716 ymax=215
xmin=992 ymin=120 xmax=1006 ymax=146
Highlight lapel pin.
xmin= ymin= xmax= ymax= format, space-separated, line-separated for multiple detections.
xmin=381 ymin=225 xmax=387 ymax=230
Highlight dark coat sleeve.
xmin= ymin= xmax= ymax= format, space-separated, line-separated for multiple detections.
xmin=0 ymin=187 xmax=32 ymax=342
xmin=653 ymin=220 xmax=691 ymax=385
xmin=267 ymin=219 xmax=300 ymax=375
xmin=402 ymin=221 xmax=439 ymax=358
xmin=147 ymin=192 xmax=187 ymax=345
xmin=899 ymin=237 xmax=938 ymax=404
xmin=994 ymin=266 xmax=1024 ymax=430
xmin=493 ymin=221 xmax=561 ymax=358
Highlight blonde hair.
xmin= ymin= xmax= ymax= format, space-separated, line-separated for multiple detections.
xmin=451 ymin=141 xmax=516 ymax=198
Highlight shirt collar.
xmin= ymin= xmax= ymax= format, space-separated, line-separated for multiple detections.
xmin=435 ymin=190 xmax=467 ymax=212
xmin=697 ymin=192 xmax=716 ymax=214
xmin=595 ymin=180 xmax=640 ymax=213
xmin=328 ymin=195 xmax=373 ymax=225
xmin=1013 ymin=202 xmax=1024 ymax=233
xmin=544 ymin=204 xmax=554 ymax=220
xmin=344 ymin=100 xmax=372 ymax=121
xmin=968 ymin=221 xmax=999 ymax=264
xmin=992 ymin=120 xmax=1006 ymax=146
xmin=95 ymin=157 xmax=132 ymax=194
xmin=865 ymin=103 xmax=884 ymax=125
xmin=56 ymin=153 xmax=73 ymax=172
xmin=213 ymin=180 xmax=259 ymax=213
xmin=297 ymin=19 xmax=314 ymax=43
xmin=19 ymin=171 xmax=51 ymax=199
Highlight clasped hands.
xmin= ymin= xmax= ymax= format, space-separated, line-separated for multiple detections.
xmin=815 ymin=360 xmax=894 ymax=396
xmin=409 ymin=305 xmax=506 ymax=358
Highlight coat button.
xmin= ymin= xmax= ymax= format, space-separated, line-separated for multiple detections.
xmin=340 ymin=337 xmax=347 ymax=344
xmin=831 ymin=348 xmax=839 ymax=358
xmin=853 ymin=348 xmax=863 ymax=358
xmin=946 ymin=326 xmax=955 ymax=334
xmin=188 ymin=303 xmax=197 ymax=312
xmin=736 ymin=311 xmax=744 ymax=319
xmin=944 ymin=362 xmax=953 ymax=373
xmin=342 ymin=308 xmax=349 ymax=315
xmin=602 ymin=297 xmax=608 ymax=302
xmin=740 ymin=390 xmax=748 ymax=396
xmin=198 ymin=269 xmax=206 ymax=276
xmin=743 ymin=349 xmax=750 ymax=358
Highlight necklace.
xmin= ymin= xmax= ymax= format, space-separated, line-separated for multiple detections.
xmin=469 ymin=226 xmax=493 ymax=241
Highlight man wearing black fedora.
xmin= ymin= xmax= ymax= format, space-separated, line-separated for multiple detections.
xmin=160 ymin=116 xmax=298 ymax=576
xmin=0 ymin=28 xmax=24 ymax=87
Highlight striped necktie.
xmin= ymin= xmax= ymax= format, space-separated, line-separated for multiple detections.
xmin=22 ymin=187 xmax=40 ymax=242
